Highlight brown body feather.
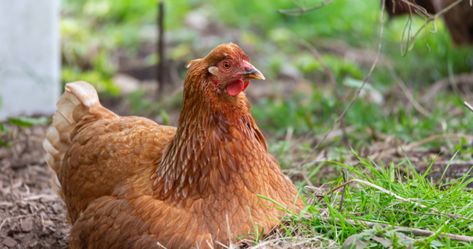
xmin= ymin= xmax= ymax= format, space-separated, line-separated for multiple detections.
xmin=44 ymin=44 xmax=302 ymax=249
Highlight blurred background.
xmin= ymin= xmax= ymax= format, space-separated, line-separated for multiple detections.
xmin=1 ymin=0 xmax=473 ymax=248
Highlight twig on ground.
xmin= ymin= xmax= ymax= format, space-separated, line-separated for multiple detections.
xmin=22 ymin=194 xmax=57 ymax=202
xmin=0 ymin=201 xmax=13 ymax=207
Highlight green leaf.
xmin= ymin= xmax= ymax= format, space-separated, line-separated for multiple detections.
xmin=8 ymin=117 xmax=48 ymax=128
xmin=343 ymin=77 xmax=376 ymax=92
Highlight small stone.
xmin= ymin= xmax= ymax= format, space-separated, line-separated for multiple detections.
xmin=2 ymin=237 xmax=17 ymax=248
xmin=20 ymin=217 xmax=34 ymax=232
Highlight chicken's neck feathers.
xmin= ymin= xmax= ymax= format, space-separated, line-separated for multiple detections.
xmin=153 ymin=77 xmax=269 ymax=202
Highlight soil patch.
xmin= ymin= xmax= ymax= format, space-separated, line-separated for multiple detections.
xmin=0 ymin=126 xmax=69 ymax=249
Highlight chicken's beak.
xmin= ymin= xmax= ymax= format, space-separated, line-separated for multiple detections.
xmin=241 ymin=61 xmax=265 ymax=80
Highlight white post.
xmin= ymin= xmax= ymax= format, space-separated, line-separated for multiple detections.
xmin=0 ymin=0 xmax=60 ymax=120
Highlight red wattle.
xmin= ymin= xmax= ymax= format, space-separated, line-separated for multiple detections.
xmin=226 ymin=79 xmax=246 ymax=96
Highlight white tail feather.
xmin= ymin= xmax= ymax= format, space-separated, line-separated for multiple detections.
xmin=43 ymin=81 xmax=100 ymax=194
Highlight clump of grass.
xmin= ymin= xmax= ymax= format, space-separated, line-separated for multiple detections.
xmin=251 ymin=154 xmax=473 ymax=248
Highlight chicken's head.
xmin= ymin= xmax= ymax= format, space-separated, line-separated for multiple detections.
xmin=187 ymin=43 xmax=265 ymax=97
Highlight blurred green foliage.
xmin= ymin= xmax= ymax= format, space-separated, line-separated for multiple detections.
xmin=61 ymin=0 xmax=473 ymax=153
xmin=254 ymin=88 xmax=473 ymax=146
xmin=7 ymin=117 xmax=48 ymax=128
xmin=0 ymin=117 xmax=49 ymax=147
xmin=61 ymin=0 xmax=158 ymax=94
xmin=61 ymin=0 xmax=473 ymax=89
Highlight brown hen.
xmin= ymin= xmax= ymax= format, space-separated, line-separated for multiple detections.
xmin=44 ymin=43 xmax=302 ymax=249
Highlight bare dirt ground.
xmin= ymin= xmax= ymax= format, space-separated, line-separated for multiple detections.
xmin=0 ymin=126 xmax=69 ymax=249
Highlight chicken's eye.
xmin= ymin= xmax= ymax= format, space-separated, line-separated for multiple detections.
xmin=223 ymin=61 xmax=231 ymax=69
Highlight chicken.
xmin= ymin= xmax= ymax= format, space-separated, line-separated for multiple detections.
xmin=43 ymin=43 xmax=303 ymax=249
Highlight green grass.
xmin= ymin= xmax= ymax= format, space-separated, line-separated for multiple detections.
xmin=254 ymin=155 xmax=473 ymax=248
